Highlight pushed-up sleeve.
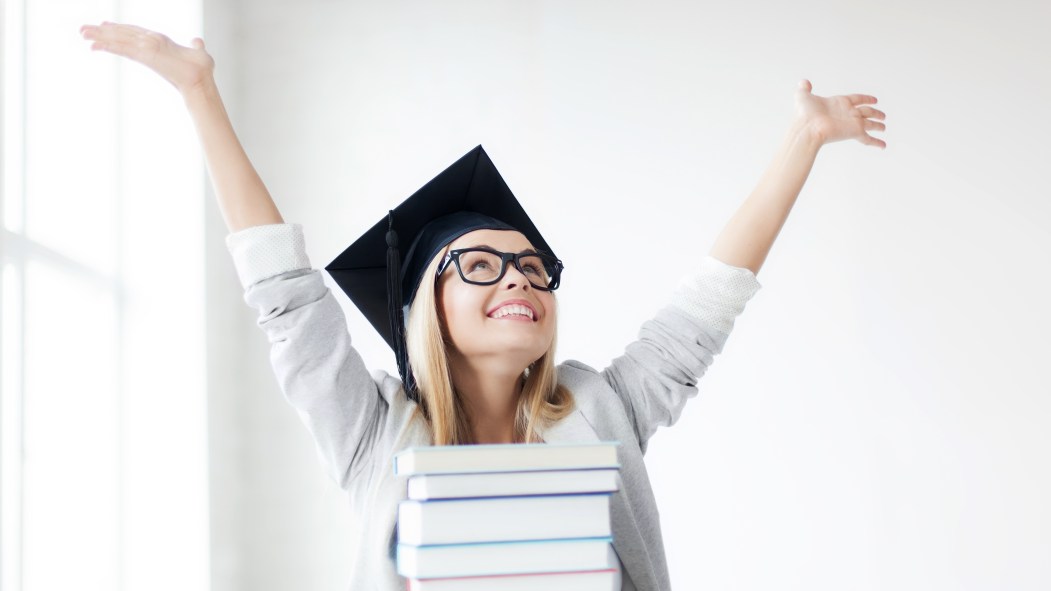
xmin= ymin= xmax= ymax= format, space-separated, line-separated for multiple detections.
xmin=600 ymin=255 xmax=762 ymax=453
xmin=226 ymin=223 xmax=387 ymax=489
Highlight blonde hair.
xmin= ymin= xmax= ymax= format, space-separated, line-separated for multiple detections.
xmin=405 ymin=245 xmax=574 ymax=446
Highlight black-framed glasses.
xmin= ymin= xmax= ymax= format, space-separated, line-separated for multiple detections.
xmin=435 ymin=247 xmax=564 ymax=291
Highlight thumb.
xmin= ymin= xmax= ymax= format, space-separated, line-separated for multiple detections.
xmin=798 ymin=79 xmax=812 ymax=92
xmin=192 ymin=37 xmax=205 ymax=49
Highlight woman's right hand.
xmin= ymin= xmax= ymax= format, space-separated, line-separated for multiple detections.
xmin=80 ymin=21 xmax=284 ymax=233
xmin=80 ymin=22 xmax=215 ymax=97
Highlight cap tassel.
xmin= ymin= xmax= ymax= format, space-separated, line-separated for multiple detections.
xmin=386 ymin=211 xmax=417 ymax=401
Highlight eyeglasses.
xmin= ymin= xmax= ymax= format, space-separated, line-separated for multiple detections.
xmin=435 ymin=247 xmax=564 ymax=291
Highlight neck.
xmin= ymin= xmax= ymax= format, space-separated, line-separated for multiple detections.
xmin=447 ymin=353 xmax=524 ymax=444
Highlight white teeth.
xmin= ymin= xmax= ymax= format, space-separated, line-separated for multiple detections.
xmin=491 ymin=304 xmax=534 ymax=320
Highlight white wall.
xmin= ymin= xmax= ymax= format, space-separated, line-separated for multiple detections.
xmin=202 ymin=2 xmax=357 ymax=590
xmin=203 ymin=0 xmax=1051 ymax=589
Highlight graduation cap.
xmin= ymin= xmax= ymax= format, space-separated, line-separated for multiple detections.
xmin=325 ymin=145 xmax=558 ymax=402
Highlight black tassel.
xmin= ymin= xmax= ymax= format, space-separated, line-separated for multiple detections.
xmin=386 ymin=211 xmax=416 ymax=401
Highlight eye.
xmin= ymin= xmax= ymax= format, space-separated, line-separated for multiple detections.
xmin=458 ymin=251 xmax=500 ymax=276
xmin=518 ymin=255 xmax=550 ymax=277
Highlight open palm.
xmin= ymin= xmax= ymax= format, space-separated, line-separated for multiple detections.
xmin=796 ymin=79 xmax=886 ymax=149
xmin=80 ymin=21 xmax=214 ymax=96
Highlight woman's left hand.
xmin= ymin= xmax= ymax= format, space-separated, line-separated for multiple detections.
xmin=795 ymin=79 xmax=887 ymax=149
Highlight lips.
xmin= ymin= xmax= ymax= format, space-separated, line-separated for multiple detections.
xmin=487 ymin=299 xmax=539 ymax=322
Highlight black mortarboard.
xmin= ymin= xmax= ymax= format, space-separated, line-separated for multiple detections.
xmin=325 ymin=145 xmax=558 ymax=402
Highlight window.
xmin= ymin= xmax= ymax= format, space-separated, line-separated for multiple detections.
xmin=1 ymin=2 xmax=208 ymax=589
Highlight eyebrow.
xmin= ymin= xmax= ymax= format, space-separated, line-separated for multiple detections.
xmin=465 ymin=243 xmax=538 ymax=255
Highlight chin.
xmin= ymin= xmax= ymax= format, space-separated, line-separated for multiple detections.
xmin=466 ymin=339 xmax=548 ymax=366
xmin=498 ymin=342 xmax=548 ymax=362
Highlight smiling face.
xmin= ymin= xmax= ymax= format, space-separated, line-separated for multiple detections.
xmin=436 ymin=229 xmax=557 ymax=369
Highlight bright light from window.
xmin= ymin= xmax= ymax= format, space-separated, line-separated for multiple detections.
xmin=3 ymin=0 xmax=25 ymax=233
xmin=22 ymin=261 xmax=120 ymax=591
xmin=2 ymin=1 xmax=207 ymax=590
xmin=1 ymin=262 xmax=25 ymax=590
xmin=23 ymin=0 xmax=119 ymax=275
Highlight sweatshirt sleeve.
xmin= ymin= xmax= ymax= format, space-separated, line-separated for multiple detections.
xmin=226 ymin=223 xmax=388 ymax=489
xmin=600 ymin=254 xmax=762 ymax=453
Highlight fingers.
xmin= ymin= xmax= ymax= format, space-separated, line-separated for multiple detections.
xmin=797 ymin=81 xmax=878 ymax=108
xmin=864 ymin=134 xmax=887 ymax=149
xmin=858 ymin=106 xmax=885 ymax=120
xmin=81 ymin=22 xmax=130 ymax=52
xmin=80 ymin=21 xmax=142 ymax=43
xmin=80 ymin=21 xmax=177 ymax=53
xmin=860 ymin=105 xmax=886 ymax=140
xmin=848 ymin=93 xmax=878 ymax=106
xmin=82 ymin=32 xmax=141 ymax=59
xmin=864 ymin=119 xmax=886 ymax=132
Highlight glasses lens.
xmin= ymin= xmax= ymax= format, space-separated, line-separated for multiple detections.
xmin=457 ymin=250 xmax=504 ymax=283
xmin=517 ymin=254 xmax=556 ymax=288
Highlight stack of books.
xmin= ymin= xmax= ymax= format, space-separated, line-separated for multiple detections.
xmin=394 ymin=441 xmax=622 ymax=591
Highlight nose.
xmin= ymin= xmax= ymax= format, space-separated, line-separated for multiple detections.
xmin=499 ymin=259 xmax=530 ymax=291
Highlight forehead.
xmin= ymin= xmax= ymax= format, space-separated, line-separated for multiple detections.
xmin=446 ymin=229 xmax=535 ymax=252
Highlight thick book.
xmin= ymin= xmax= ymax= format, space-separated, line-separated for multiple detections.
xmin=393 ymin=442 xmax=620 ymax=476
xmin=407 ymin=468 xmax=620 ymax=500
xmin=397 ymin=493 xmax=612 ymax=545
xmin=407 ymin=569 xmax=618 ymax=591
xmin=396 ymin=537 xmax=615 ymax=578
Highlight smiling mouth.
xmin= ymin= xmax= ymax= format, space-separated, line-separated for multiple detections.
xmin=488 ymin=303 xmax=537 ymax=322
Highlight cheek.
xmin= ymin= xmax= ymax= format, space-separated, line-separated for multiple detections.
xmin=540 ymin=295 xmax=557 ymax=322
xmin=439 ymin=285 xmax=480 ymax=337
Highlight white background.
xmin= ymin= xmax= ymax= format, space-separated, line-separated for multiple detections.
xmin=184 ymin=0 xmax=1047 ymax=589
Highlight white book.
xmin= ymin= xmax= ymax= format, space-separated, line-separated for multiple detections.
xmin=407 ymin=569 xmax=618 ymax=591
xmin=396 ymin=537 xmax=615 ymax=578
xmin=393 ymin=442 xmax=620 ymax=476
xmin=398 ymin=493 xmax=612 ymax=546
xmin=407 ymin=468 xmax=619 ymax=500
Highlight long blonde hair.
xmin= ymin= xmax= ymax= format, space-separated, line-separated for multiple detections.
xmin=405 ymin=245 xmax=574 ymax=446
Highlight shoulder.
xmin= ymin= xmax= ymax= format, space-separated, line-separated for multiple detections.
xmin=370 ymin=368 xmax=417 ymax=410
xmin=554 ymin=360 xmax=640 ymax=447
xmin=556 ymin=359 xmax=603 ymax=386
xmin=556 ymin=359 xmax=621 ymax=408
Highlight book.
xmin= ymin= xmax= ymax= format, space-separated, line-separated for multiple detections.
xmin=406 ymin=568 xmax=618 ymax=591
xmin=396 ymin=536 xmax=615 ymax=578
xmin=407 ymin=468 xmax=620 ymax=500
xmin=393 ymin=442 xmax=620 ymax=476
xmin=397 ymin=493 xmax=612 ymax=545
xmin=395 ymin=442 xmax=623 ymax=588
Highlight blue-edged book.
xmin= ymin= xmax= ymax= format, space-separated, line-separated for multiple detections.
xmin=406 ymin=568 xmax=619 ymax=591
xmin=407 ymin=468 xmax=619 ymax=500
xmin=397 ymin=536 xmax=615 ymax=579
xmin=398 ymin=493 xmax=611 ymax=546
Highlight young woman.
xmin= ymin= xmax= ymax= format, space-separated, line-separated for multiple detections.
xmin=80 ymin=21 xmax=886 ymax=591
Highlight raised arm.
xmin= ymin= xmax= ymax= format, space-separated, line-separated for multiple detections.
xmin=709 ymin=79 xmax=887 ymax=275
xmin=79 ymin=21 xmax=282 ymax=233
xmin=81 ymin=23 xmax=399 ymax=489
